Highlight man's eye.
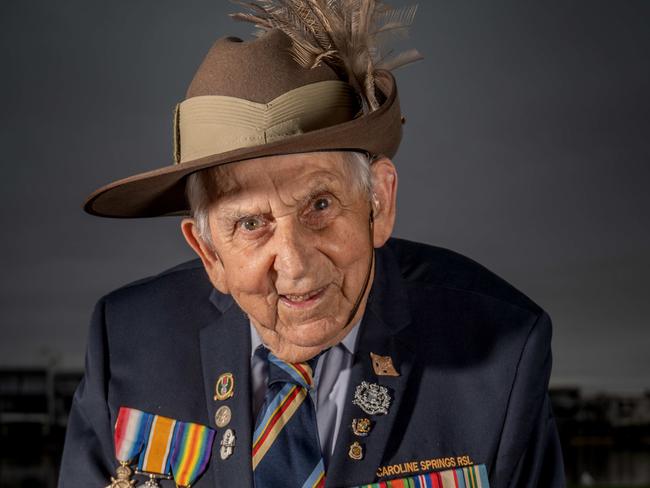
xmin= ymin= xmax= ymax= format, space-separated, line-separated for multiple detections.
xmin=313 ymin=197 xmax=330 ymax=211
xmin=240 ymin=217 xmax=263 ymax=231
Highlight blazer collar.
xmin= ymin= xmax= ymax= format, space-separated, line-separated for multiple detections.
xmin=366 ymin=244 xmax=412 ymax=334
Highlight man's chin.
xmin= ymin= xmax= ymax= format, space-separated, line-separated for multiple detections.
xmin=278 ymin=318 xmax=343 ymax=346
xmin=270 ymin=343 xmax=324 ymax=363
xmin=268 ymin=324 xmax=339 ymax=361
xmin=250 ymin=315 xmax=350 ymax=361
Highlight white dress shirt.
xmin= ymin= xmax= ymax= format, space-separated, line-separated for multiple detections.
xmin=250 ymin=321 xmax=360 ymax=466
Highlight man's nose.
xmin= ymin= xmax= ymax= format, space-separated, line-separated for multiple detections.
xmin=272 ymin=217 xmax=313 ymax=281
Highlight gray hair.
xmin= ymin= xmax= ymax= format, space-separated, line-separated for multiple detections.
xmin=186 ymin=151 xmax=374 ymax=248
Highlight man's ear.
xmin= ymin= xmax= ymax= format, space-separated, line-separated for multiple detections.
xmin=180 ymin=218 xmax=229 ymax=294
xmin=369 ymin=157 xmax=398 ymax=248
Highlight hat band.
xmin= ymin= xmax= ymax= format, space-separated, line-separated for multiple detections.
xmin=173 ymin=80 xmax=360 ymax=164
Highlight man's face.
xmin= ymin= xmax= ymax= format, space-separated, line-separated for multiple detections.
xmin=182 ymin=151 xmax=397 ymax=362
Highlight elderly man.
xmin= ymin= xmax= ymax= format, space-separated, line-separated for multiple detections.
xmin=59 ymin=9 xmax=565 ymax=488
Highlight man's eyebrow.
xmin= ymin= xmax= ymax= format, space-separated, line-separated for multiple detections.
xmin=299 ymin=173 xmax=343 ymax=196
xmin=213 ymin=173 xmax=343 ymax=222
xmin=293 ymin=179 xmax=339 ymax=202
xmin=215 ymin=207 xmax=254 ymax=224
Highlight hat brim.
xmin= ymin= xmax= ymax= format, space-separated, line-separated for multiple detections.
xmin=84 ymin=70 xmax=402 ymax=218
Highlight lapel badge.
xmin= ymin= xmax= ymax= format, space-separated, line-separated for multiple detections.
xmin=214 ymin=405 xmax=232 ymax=428
xmin=353 ymin=381 xmax=391 ymax=416
xmin=214 ymin=372 xmax=235 ymax=401
xmin=348 ymin=441 xmax=364 ymax=461
xmin=351 ymin=418 xmax=372 ymax=437
xmin=370 ymin=352 xmax=400 ymax=377
xmin=220 ymin=428 xmax=236 ymax=460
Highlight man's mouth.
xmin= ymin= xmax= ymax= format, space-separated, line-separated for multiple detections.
xmin=279 ymin=286 xmax=327 ymax=308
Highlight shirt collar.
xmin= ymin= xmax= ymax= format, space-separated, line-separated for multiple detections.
xmin=250 ymin=322 xmax=263 ymax=359
xmin=249 ymin=318 xmax=361 ymax=359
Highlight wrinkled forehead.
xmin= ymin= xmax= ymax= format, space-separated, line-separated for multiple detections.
xmin=210 ymin=151 xmax=357 ymax=200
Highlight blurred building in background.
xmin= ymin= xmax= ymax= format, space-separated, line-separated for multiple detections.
xmin=552 ymin=387 xmax=650 ymax=485
xmin=0 ymin=368 xmax=80 ymax=488
xmin=1 ymin=369 xmax=649 ymax=487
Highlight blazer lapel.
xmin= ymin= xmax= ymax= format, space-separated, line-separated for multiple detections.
xmin=199 ymin=291 xmax=254 ymax=488
xmin=326 ymin=246 xmax=414 ymax=488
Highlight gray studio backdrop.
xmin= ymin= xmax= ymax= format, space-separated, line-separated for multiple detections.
xmin=1 ymin=1 xmax=649 ymax=393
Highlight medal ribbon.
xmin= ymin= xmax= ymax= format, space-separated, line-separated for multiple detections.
xmin=138 ymin=414 xmax=177 ymax=475
xmin=114 ymin=407 xmax=153 ymax=462
xmin=170 ymin=421 xmax=216 ymax=487
xmin=353 ymin=464 xmax=490 ymax=488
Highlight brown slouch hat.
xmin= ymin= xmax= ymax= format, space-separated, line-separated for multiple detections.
xmin=84 ymin=29 xmax=404 ymax=218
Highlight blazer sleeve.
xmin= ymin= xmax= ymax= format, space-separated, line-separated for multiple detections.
xmin=493 ymin=311 xmax=566 ymax=487
xmin=58 ymin=297 xmax=115 ymax=487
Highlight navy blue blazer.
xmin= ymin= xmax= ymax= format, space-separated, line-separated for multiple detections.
xmin=59 ymin=238 xmax=565 ymax=487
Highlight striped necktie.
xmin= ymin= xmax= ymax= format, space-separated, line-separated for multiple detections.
xmin=252 ymin=349 xmax=325 ymax=488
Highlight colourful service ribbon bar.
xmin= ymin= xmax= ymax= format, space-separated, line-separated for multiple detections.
xmin=170 ymin=421 xmax=217 ymax=487
xmin=354 ymin=464 xmax=489 ymax=488
xmin=114 ymin=407 xmax=153 ymax=462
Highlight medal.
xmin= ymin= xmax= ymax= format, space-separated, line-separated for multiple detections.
xmin=140 ymin=474 xmax=166 ymax=487
xmin=214 ymin=405 xmax=232 ymax=428
xmin=353 ymin=381 xmax=391 ymax=415
xmin=348 ymin=441 xmax=364 ymax=461
xmin=214 ymin=372 xmax=235 ymax=401
xmin=169 ymin=421 xmax=217 ymax=488
xmin=351 ymin=418 xmax=372 ymax=437
xmin=105 ymin=462 xmax=136 ymax=488
xmin=110 ymin=408 xmax=217 ymax=488
xmin=220 ymin=428 xmax=236 ymax=460
xmin=108 ymin=407 xmax=153 ymax=488
xmin=136 ymin=414 xmax=176 ymax=486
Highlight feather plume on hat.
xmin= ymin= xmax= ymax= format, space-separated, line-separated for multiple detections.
xmin=230 ymin=0 xmax=422 ymax=113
